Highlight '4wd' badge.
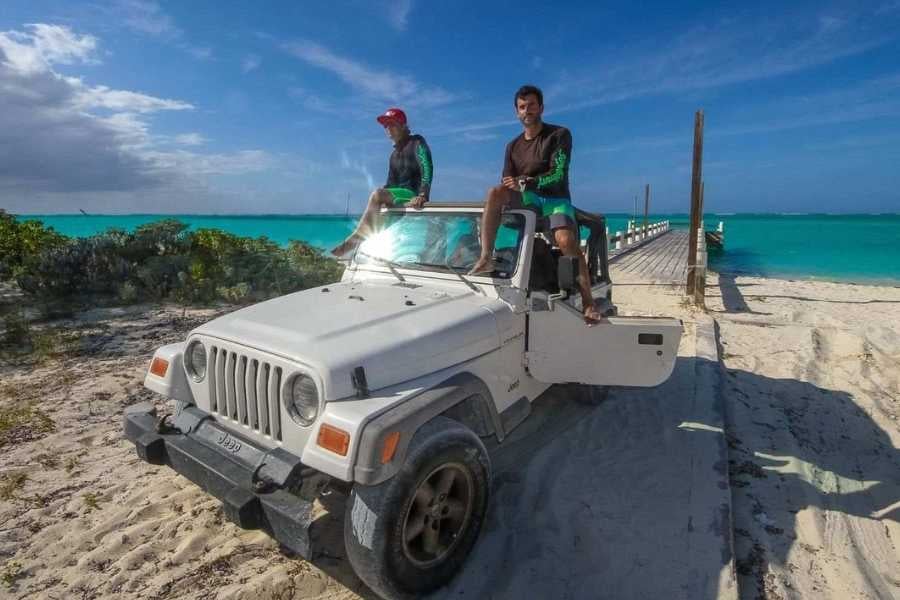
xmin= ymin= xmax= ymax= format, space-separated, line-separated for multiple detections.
xmin=216 ymin=432 xmax=242 ymax=453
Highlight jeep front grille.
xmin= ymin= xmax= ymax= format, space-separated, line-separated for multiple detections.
xmin=208 ymin=346 xmax=282 ymax=441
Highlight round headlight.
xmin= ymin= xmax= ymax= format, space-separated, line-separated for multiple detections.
xmin=288 ymin=374 xmax=319 ymax=426
xmin=185 ymin=341 xmax=207 ymax=381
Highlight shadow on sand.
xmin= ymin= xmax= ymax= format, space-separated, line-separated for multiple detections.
xmin=721 ymin=360 xmax=900 ymax=598
xmin=293 ymin=356 xmax=898 ymax=599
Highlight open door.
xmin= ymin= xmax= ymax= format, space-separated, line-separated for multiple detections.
xmin=527 ymin=297 xmax=683 ymax=387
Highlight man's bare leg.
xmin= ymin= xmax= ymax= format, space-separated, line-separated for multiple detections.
xmin=554 ymin=226 xmax=603 ymax=325
xmin=469 ymin=185 xmax=516 ymax=274
xmin=331 ymin=188 xmax=394 ymax=256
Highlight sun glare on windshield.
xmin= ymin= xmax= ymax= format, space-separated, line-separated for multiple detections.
xmin=355 ymin=212 xmax=525 ymax=278
xmin=360 ymin=228 xmax=395 ymax=260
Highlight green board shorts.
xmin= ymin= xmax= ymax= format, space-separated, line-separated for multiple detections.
xmin=521 ymin=190 xmax=576 ymax=230
xmin=385 ymin=187 xmax=416 ymax=205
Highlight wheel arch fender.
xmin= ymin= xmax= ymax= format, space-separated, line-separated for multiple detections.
xmin=353 ymin=372 xmax=501 ymax=486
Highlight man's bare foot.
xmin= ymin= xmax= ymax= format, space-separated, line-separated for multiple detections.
xmin=467 ymin=257 xmax=496 ymax=276
xmin=330 ymin=235 xmax=360 ymax=257
xmin=583 ymin=305 xmax=606 ymax=326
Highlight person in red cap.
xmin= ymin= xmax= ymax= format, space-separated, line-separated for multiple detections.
xmin=331 ymin=107 xmax=434 ymax=256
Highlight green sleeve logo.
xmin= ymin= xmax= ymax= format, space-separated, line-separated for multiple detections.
xmin=416 ymin=143 xmax=433 ymax=185
xmin=537 ymin=149 xmax=567 ymax=189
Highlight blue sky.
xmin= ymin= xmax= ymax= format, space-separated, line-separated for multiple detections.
xmin=1 ymin=0 xmax=899 ymax=215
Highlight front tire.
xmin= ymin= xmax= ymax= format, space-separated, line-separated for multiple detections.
xmin=344 ymin=416 xmax=491 ymax=599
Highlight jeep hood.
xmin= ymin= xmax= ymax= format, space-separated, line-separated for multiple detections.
xmin=191 ymin=280 xmax=502 ymax=399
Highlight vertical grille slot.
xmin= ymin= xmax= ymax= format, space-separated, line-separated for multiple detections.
xmin=257 ymin=363 xmax=270 ymax=435
xmin=208 ymin=347 xmax=218 ymax=412
xmin=215 ymin=347 xmax=227 ymax=418
xmin=224 ymin=351 xmax=237 ymax=419
xmin=246 ymin=359 xmax=258 ymax=429
xmin=235 ymin=356 xmax=248 ymax=425
xmin=268 ymin=366 xmax=282 ymax=441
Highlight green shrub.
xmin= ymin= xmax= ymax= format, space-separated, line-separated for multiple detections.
xmin=3 ymin=214 xmax=343 ymax=306
xmin=0 ymin=211 xmax=66 ymax=280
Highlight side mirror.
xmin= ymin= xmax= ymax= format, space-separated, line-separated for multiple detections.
xmin=557 ymin=256 xmax=578 ymax=293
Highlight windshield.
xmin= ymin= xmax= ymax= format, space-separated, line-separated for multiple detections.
xmin=354 ymin=211 xmax=526 ymax=278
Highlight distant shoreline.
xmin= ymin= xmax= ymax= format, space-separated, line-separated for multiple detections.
xmin=7 ymin=212 xmax=900 ymax=286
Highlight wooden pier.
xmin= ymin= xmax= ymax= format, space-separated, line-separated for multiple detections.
xmin=609 ymin=229 xmax=692 ymax=284
xmin=602 ymin=108 xmax=721 ymax=300
xmin=606 ymin=219 xmax=719 ymax=288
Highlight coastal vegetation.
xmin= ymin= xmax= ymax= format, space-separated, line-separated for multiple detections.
xmin=0 ymin=211 xmax=343 ymax=360
xmin=0 ymin=211 xmax=343 ymax=307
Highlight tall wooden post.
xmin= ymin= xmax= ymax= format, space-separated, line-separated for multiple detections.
xmin=643 ymin=184 xmax=650 ymax=231
xmin=699 ymin=181 xmax=705 ymax=221
xmin=686 ymin=110 xmax=704 ymax=296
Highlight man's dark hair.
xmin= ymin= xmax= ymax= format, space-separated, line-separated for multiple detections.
xmin=514 ymin=85 xmax=543 ymax=107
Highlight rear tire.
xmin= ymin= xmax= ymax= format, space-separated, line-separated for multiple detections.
xmin=344 ymin=416 xmax=491 ymax=599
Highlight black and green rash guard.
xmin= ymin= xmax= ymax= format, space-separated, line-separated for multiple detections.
xmin=386 ymin=134 xmax=434 ymax=199
xmin=502 ymin=123 xmax=572 ymax=199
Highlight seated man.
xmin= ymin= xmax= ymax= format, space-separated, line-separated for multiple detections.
xmin=332 ymin=107 xmax=433 ymax=256
xmin=469 ymin=85 xmax=602 ymax=324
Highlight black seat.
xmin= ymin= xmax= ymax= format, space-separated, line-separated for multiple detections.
xmin=528 ymin=236 xmax=560 ymax=294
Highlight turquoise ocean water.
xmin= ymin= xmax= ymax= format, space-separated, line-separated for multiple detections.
xmin=20 ymin=213 xmax=900 ymax=285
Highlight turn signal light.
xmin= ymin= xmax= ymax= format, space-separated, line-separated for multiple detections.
xmin=317 ymin=423 xmax=350 ymax=456
xmin=381 ymin=432 xmax=401 ymax=464
xmin=149 ymin=357 xmax=169 ymax=378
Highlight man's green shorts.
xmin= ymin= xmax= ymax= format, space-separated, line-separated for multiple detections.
xmin=521 ymin=190 xmax=576 ymax=230
xmin=385 ymin=187 xmax=416 ymax=205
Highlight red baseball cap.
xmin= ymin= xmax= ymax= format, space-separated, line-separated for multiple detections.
xmin=376 ymin=107 xmax=407 ymax=126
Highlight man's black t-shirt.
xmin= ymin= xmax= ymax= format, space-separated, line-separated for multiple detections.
xmin=502 ymin=123 xmax=572 ymax=199
xmin=386 ymin=134 xmax=434 ymax=199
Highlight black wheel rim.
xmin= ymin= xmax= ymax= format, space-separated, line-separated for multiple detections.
xmin=401 ymin=462 xmax=474 ymax=568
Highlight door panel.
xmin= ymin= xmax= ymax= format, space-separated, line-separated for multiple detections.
xmin=528 ymin=300 xmax=682 ymax=387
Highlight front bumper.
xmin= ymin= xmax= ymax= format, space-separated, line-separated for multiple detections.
xmin=123 ymin=402 xmax=318 ymax=557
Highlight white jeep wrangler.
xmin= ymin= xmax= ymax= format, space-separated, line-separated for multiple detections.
xmin=124 ymin=204 xmax=682 ymax=599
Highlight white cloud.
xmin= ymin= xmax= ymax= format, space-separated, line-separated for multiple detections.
xmin=288 ymin=86 xmax=354 ymax=117
xmin=142 ymin=149 xmax=273 ymax=176
xmin=460 ymin=131 xmax=499 ymax=142
xmin=283 ymin=39 xmax=456 ymax=108
xmin=71 ymin=80 xmax=193 ymax=113
xmin=0 ymin=24 xmax=98 ymax=75
xmin=242 ymin=54 xmax=261 ymax=73
xmin=115 ymin=0 xmax=180 ymax=38
xmin=341 ymin=150 xmax=376 ymax=190
xmin=174 ymin=133 xmax=208 ymax=146
xmin=386 ymin=0 xmax=413 ymax=31
xmin=714 ymin=74 xmax=900 ymax=136
xmin=185 ymin=45 xmax=213 ymax=60
xmin=547 ymin=11 xmax=897 ymax=114
xmin=0 ymin=23 xmax=263 ymax=208
xmin=112 ymin=1 xmax=213 ymax=61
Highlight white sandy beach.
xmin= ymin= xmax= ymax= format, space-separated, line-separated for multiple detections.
xmin=0 ymin=272 xmax=898 ymax=599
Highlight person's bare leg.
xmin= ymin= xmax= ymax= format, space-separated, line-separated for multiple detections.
xmin=469 ymin=185 xmax=513 ymax=274
xmin=555 ymin=226 xmax=603 ymax=325
xmin=331 ymin=189 xmax=393 ymax=256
